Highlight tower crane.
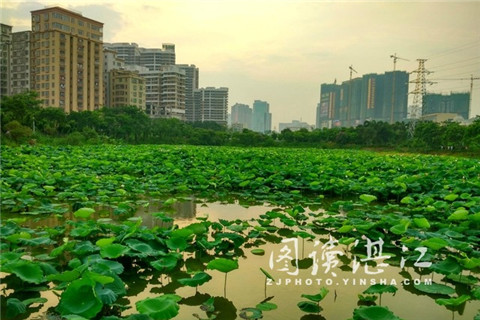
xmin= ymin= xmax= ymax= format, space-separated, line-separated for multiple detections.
xmin=348 ymin=65 xmax=358 ymax=126
xmin=389 ymin=54 xmax=409 ymax=124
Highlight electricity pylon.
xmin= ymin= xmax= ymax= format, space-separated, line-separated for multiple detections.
xmin=390 ymin=53 xmax=409 ymax=124
xmin=408 ymin=59 xmax=434 ymax=137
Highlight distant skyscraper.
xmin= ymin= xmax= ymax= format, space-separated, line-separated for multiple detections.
xmin=193 ymin=87 xmax=229 ymax=125
xmin=231 ymin=103 xmax=252 ymax=130
xmin=423 ymin=92 xmax=470 ymax=120
xmin=1 ymin=24 xmax=12 ymax=97
xmin=10 ymin=31 xmax=32 ymax=95
xmin=252 ymin=100 xmax=272 ymax=133
xmin=317 ymin=70 xmax=409 ymax=128
xmin=177 ymin=64 xmax=199 ymax=122
xmin=31 ymin=6 xmax=104 ymax=111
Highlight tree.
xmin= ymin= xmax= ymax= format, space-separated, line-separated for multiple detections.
xmin=1 ymin=91 xmax=42 ymax=128
xmin=3 ymin=120 xmax=33 ymax=143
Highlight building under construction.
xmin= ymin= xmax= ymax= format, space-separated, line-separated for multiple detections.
xmin=316 ymin=70 xmax=409 ymax=128
xmin=422 ymin=92 xmax=470 ymax=120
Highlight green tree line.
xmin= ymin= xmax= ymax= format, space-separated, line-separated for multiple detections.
xmin=2 ymin=91 xmax=480 ymax=153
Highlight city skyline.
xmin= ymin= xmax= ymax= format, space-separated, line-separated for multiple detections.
xmin=2 ymin=0 xmax=480 ymax=129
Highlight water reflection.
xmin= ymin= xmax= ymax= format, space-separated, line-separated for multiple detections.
xmin=4 ymin=200 xmax=479 ymax=320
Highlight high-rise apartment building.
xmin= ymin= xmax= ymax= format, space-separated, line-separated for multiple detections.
xmin=1 ymin=24 xmax=12 ymax=97
xmin=193 ymin=87 xmax=229 ymax=125
xmin=317 ymin=70 xmax=409 ymax=128
xmin=141 ymin=65 xmax=185 ymax=119
xmin=109 ymin=69 xmax=145 ymax=109
xmin=141 ymin=70 xmax=161 ymax=117
xmin=104 ymin=42 xmax=175 ymax=70
xmin=231 ymin=103 xmax=252 ymax=130
xmin=177 ymin=64 xmax=199 ymax=122
xmin=252 ymin=100 xmax=272 ymax=133
xmin=423 ymin=92 xmax=470 ymax=120
xmin=317 ymin=83 xmax=341 ymax=129
xmin=103 ymin=48 xmax=125 ymax=107
xmin=30 ymin=6 xmax=104 ymax=111
xmin=139 ymin=44 xmax=175 ymax=70
xmin=159 ymin=65 xmax=185 ymax=120
xmin=10 ymin=31 xmax=32 ymax=95
xmin=103 ymin=43 xmax=140 ymax=65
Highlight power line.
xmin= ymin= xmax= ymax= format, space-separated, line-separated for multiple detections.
xmin=427 ymin=40 xmax=480 ymax=60
xmin=429 ymin=55 xmax=480 ymax=70
xmin=432 ymin=61 xmax=480 ymax=73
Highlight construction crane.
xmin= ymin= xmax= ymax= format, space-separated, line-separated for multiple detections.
xmin=428 ymin=74 xmax=480 ymax=119
xmin=347 ymin=65 xmax=358 ymax=126
xmin=390 ymin=54 xmax=409 ymax=124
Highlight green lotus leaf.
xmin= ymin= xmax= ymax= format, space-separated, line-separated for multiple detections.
xmin=178 ymin=272 xmax=212 ymax=287
xmin=414 ymin=282 xmax=455 ymax=295
xmin=444 ymin=194 xmax=459 ymax=202
xmin=125 ymin=239 xmax=157 ymax=255
xmin=151 ymin=255 xmax=179 ymax=272
xmin=447 ymin=208 xmax=469 ymax=221
xmin=363 ymin=284 xmax=397 ymax=295
xmin=136 ymin=294 xmax=181 ymax=320
xmin=165 ymin=237 xmax=188 ymax=251
xmin=421 ymin=237 xmax=448 ymax=251
xmin=256 ymin=302 xmax=277 ymax=311
xmin=260 ymin=267 xmax=275 ymax=281
xmin=413 ymin=217 xmax=430 ymax=229
xmin=95 ymin=286 xmax=118 ymax=305
xmin=95 ymin=237 xmax=116 ymax=247
xmin=353 ymin=306 xmax=401 ymax=320
xmin=84 ymin=270 xmax=114 ymax=285
xmin=338 ymin=225 xmax=354 ymax=233
xmin=360 ymin=194 xmax=377 ymax=203
xmin=239 ymin=307 xmax=263 ymax=319
xmin=100 ymin=244 xmax=130 ymax=259
xmin=57 ymin=278 xmax=103 ymax=318
xmin=207 ymin=258 xmax=239 ymax=273
xmin=445 ymin=274 xmax=479 ymax=285
xmin=297 ymin=301 xmax=321 ymax=313
xmin=251 ymin=249 xmax=265 ymax=255
xmin=431 ymin=257 xmax=462 ymax=275
xmin=73 ymin=207 xmax=95 ymax=218
xmin=6 ymin=298 xmax=26 ymax=318
xmin=389 ymin=221 xmax=409 ymax=235
xmin=47 ymin=269 xmax=81 ymax=282
xmin=435 ymin=295 xmax=470 ymax=307
xmin=358 ymin=294 xmax=378 ymax=302
xmin=4 ymin=259 xmax=44 ymax=284
xmin=301 ymin=287 xmax=329 ymax=302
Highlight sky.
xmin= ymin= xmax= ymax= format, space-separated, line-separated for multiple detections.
xmin=2 ymin=0 xmax=480 ymax=129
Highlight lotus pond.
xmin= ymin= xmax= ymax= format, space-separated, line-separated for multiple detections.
xmin=1 ymin=145 xmax=479 ymax=320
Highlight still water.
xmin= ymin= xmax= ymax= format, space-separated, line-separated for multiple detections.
xmin=7 ymin=199 xmax=480 ymax=320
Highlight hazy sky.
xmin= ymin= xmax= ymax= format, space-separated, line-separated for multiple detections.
xmin=2 ymin=0 xmax=480 ymax=128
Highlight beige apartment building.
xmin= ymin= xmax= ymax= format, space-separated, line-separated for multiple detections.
xmin=31 ymin=6 xmax=104 ymax=112
xmin=109 ymin=69 xmax=145 ymax=110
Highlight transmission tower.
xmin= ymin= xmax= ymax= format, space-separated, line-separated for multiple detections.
xmin=408 ymin=59 xmax=434 ymax=137
xmin=390 ymin=53 xmax=409 ymax=124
